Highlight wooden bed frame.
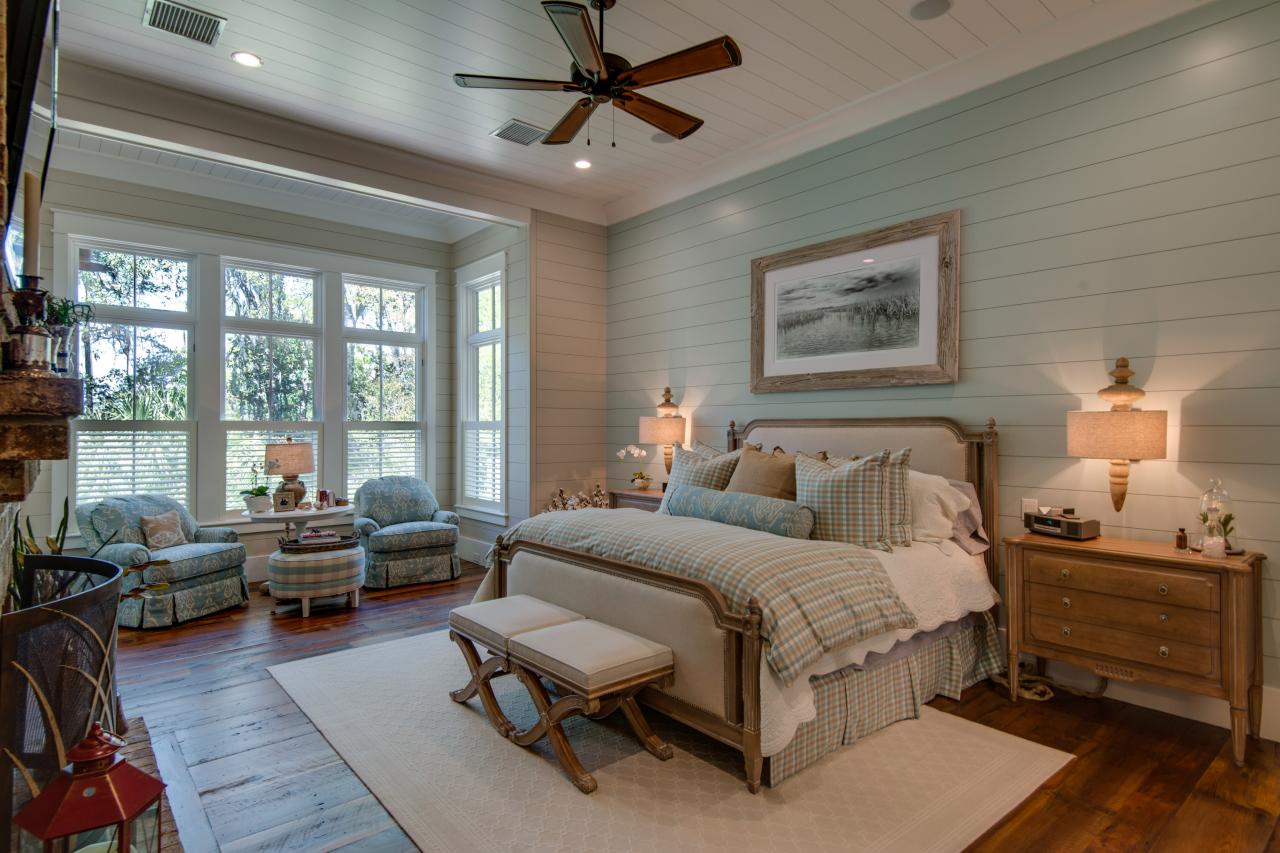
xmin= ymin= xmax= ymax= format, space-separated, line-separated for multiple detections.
xmin=489 ymin=416 xmax=999 ymax=792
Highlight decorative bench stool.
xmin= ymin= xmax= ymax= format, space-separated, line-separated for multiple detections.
xmin=448 ymin=595 xmax=675 ymax=793
xmin=267 ymin=546 xmax=365 ymax=618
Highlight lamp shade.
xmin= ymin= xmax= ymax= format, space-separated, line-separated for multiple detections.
xmin=265 ymin=440 xmax=315 ymax=475
xmin=638 ymin=415 xmax=686 ymax=446
xmin=1066 ymin=410 xmax=1167 ymax=460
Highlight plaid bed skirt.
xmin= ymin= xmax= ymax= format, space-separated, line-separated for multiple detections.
xmin=767 ymin=610 xmax=1003 ymax=786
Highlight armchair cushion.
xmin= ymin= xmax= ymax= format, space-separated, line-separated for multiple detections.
xmin=94 ymin=542 xmax=151 ymax=568
xmin=367 ymin=521 xmax=457 ymax=553
xmin=76 ymin=495 xmax=198 ymax=551
xmin=355 ymin=476 xmax=440 ymax=527
xmin=194 ymin=526 xmax=238 ymax=544
xmin=432 ymin=509 xmax=460 ymax=526
xmin=149 ymin=542 xmax=247 ymax=583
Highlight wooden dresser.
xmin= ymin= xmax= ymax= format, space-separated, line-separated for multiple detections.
xmin=608 ymin=488 xmax=663 ymax=512
xmin=1004 ymin=533 xmax=1265 ymax=765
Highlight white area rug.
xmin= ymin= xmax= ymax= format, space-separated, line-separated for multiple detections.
xmin=270 ymin=630 xmax=1070 ymax=853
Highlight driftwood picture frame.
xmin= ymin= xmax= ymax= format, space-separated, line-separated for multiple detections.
xmin=750 ymin=210 xmax=960 ymax=392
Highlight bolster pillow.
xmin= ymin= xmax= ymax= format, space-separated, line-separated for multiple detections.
xmin=661 ymin=484 xmax=815 ymax=540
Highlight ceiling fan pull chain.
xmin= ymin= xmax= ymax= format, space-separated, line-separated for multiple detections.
xmin=612 ymin=104 xmax=616 ymax=148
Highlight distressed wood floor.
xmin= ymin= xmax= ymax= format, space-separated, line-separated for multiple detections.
xmin=118 ymin=562 xmax=1280 ymax=852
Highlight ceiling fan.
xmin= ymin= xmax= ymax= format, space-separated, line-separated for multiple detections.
xmin=454 ymin=1 xmax=742 ymax=145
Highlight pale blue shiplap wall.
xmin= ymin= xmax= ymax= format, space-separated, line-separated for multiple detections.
xmin=606 ymin=0 xmax=1280 ymax=679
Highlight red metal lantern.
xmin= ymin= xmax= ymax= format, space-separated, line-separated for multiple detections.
xmin=14 ymin=723 xmax=165 ymax=853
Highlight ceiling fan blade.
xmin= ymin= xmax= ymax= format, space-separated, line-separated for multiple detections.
xmin=543 ymin=97 xmax=599 ymax=145
xmin=542 ymin=2 xmax=607 ymax=80
xmin=617 ymin=36 xmax=742 ymax=89
xmin=614 ymin=92 xmax=704 ymax=139
xmin=454 ymin=74 xmax=578 ymax=91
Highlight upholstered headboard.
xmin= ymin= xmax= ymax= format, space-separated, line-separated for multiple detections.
xmin=727 ymin=417 xmax=1000 ymax=584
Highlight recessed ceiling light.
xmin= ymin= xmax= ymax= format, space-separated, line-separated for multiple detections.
xmin=862 ymin=257 xmax=876 ymax=263
xmin=908 ymin=0 xmax=951 ymax=20
xmin=574 ymin=159 xmax=591 ymax=169
xmin=231 ymin=51 xmax=263 ymax=68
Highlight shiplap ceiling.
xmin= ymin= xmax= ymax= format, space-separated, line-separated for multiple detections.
xmin=54 ymin=126 xmax=491 ymax=242
xmin=60 ymin=0 xmax=1175 ymax=215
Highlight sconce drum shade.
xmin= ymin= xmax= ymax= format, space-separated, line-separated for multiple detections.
xmin=1066 ymin=410 xmax=1167 ymax=460
xmin=638 ymin=416 xmax=686 ymax=447
xmin=265 ymin=440 xmax=315 ymax=475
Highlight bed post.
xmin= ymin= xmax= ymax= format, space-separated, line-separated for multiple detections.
xmin=727 ymin=420 xmax=739 ymax=452
xmin=741 ymin=597 xmax=764 ymax=793
xmin=982 ymin=418 xmax=1000 ymax=591
xmin=494 ymin=534 xmax=507 ymax=599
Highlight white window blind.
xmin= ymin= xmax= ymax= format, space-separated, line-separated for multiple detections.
xmin=74 ymin=429 xmax=190 ymax=506
xmin=457 ymin=253 xmax=505 ymax=517
xmin=346 ymin=429 xmax=420 ymax=497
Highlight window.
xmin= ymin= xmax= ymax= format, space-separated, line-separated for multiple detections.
xmin=72 ymin=242 xmax=193 ymax=506
xmin=58 ymin=216 xmax=434 ymax=530
xmin=221 ymin=263 xmax=320 ymax=511
xmin=457 ymin=254 xmax=504 ymax=517
xmin=343 ymin=278 xmax=423 ymax=497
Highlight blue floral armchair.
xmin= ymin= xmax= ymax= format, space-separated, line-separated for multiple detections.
xmin=76 ymin=494 xmax=250 ymax=629
xmin=353 ymin=476 xmax=460 ymax=588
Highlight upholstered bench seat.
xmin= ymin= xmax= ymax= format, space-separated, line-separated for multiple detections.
xmin=448 ymin=594 xmax=583 ymax=653
xmin=448 ymin=595 xmax=675 ymax=793
xmin=509 ymin=620 xmax=673 ymax=698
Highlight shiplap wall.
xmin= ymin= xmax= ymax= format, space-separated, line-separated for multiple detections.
xmin=450 ymin=222 xmax=530 ymax=544
xmin=606 ymin=0 xmax=1280 ymax=682
xmin=533 ymin=211 xmax=608 ymax=507
xmin=20 ymin=168 xmax=450 ymax=564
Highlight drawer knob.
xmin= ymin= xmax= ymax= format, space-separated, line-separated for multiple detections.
xmin=1159 ymin=613 xmax=1169 ymax=623
xmin=1159 ymin=645 xmax=1169 ymax=658
xmin=1062 ymin=597 xmax=1071 ymax=609
xmin=1062 ymin=626 xmax=1072 ymax=638
xmin=1060 ymin=568 xmax=1071 ymax=580
xmin=1158 ymin=583 xmax=1169 ymax=596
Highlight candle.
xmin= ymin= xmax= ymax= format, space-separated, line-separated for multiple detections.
xmin=22 ymin=171 xmax=39 ymax=278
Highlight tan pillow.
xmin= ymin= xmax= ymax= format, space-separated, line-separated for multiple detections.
xmin=140 ymin=510 xmax=188 ymax=550
xmin=726 ymin=446 xmax=797 ymax=501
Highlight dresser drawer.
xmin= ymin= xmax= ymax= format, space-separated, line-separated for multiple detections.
xmin=1027 ymin=613 xmax=1218 ymax=679
xmin=1027 ymin=583 xmax=1219 ymax=646
xmin=1027 ymin=551 xmax=1218 ymax=611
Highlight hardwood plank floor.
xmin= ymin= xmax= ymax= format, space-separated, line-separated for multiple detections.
xmin=118 ymin=563 xmax=1280 ymax=851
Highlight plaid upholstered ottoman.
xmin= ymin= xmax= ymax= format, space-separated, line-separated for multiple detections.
xmin=267 ymin=547 xmax=365 ymax=618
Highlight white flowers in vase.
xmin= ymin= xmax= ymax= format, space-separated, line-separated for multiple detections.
xmin=616 ymin=445 xmax=652 ymax=489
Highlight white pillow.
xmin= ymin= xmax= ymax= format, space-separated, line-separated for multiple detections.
xmin=908 ymin=470 xmax=971 ymax=542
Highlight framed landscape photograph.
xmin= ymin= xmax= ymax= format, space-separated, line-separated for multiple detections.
xmin=750 ymin=210 xmax=960 ymax=392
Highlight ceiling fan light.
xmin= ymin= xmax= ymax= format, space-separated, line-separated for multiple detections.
xmin=908 ymin=0 xmax=952 ymax=20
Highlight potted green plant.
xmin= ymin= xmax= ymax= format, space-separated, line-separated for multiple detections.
xmin=240 ymin=463 xmax=272 ymax=512
xmin=44 ymin=297 xmax=93 ymax=375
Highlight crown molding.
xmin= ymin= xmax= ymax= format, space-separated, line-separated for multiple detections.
xmin=602 ymin=0 xmax=1207 ymax=225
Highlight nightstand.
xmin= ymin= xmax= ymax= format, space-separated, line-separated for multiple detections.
xmin=608 ymin=488 xmax=663 ymax=512
xmin=1005 ymin=533 xmax=1265 ymax=766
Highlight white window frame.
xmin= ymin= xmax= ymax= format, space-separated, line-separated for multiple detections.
xmin=51 ymin=210 xmax=437 ymax=533
xmin=68 ymin=237 xmax=198 ymax=510
xmin=456 ymin=252 xmax=506 ymax=524
xmin=340 ymin=275 xmax=428 ymax=497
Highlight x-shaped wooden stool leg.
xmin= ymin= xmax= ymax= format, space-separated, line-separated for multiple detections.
xmin=448 ymin=630 xmax=515 ymax=738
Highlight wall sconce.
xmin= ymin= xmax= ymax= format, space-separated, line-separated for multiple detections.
xmin=638 ymin=386 xmax=686 ymax=475
xmin=1066 ymin=357 xmax=1167 ymax=512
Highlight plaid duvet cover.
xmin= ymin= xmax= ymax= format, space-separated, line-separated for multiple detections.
xmin=495 ymin=508 xmax=917 ymax=686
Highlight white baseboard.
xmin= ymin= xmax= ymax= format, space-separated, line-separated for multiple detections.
xmin=457 ymin=535 xmax=492 ymax=565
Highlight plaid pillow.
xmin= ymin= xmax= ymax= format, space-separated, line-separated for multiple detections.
xmin=795 ymin=450 xmax=892 ymax=551
xmin=886 ymin=447 xmax=913 ymax=547
xmin=659 ymin=445 xmax=742 ymax=512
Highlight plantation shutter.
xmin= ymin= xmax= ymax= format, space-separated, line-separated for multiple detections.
xmin=74 ymin=429 xmax=191 ymax=506
xmin=346 ymin=428 xmax=420 ymax=497
xmin=225 ymin=428 xmax=319 ymax=510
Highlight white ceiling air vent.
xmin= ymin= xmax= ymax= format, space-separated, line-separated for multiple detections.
xmin=142 ymin=0 xmax=227 ymax=47
xmin=490 ymin=119 xmax=547 ymax=146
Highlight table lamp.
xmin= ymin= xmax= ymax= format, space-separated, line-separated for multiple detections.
xmin=638 ymin=386 xmax=686 ymax=474
xmin=265 ymin=436 xmax=315 ymax=505
xmin=1066 ymin=357 xmax=1166 ymax=512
